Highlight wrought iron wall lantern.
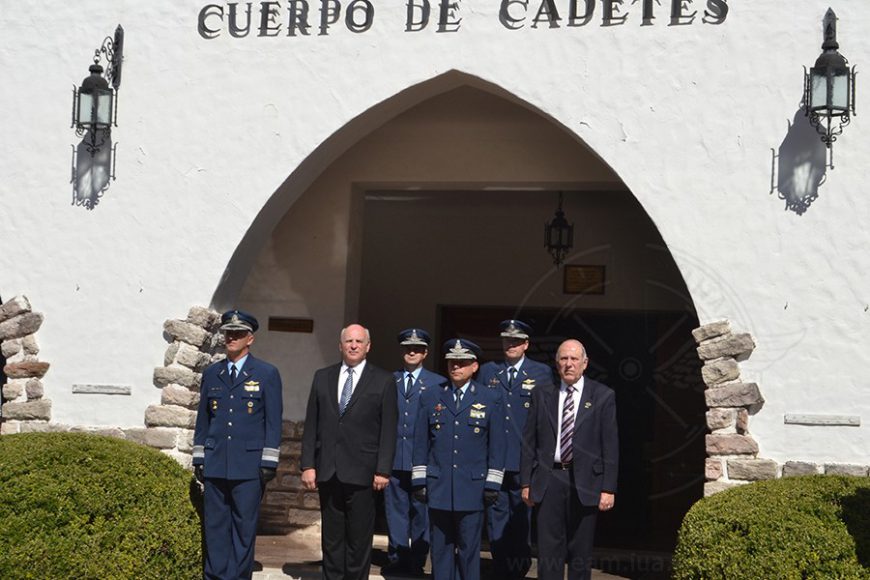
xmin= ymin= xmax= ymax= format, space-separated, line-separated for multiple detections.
xmin=72 ymin=25 xmax=124 ymax=159
xmin=804 ymin=8 xmax=856 ymax=169
xmin=544 ymin=192 xmax=574 ymax=268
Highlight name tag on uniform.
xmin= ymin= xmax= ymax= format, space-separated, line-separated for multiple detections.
xmin=522 ymin=379 xmax=536 ymax=390
xmin=244 ymin=381 xmax=260 ymax=392
xmin=470 ymin=403 xmax=486 ymax=419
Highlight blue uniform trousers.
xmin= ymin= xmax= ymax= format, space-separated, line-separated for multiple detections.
xmin=385 ymin=469 xmax=429 ymax=569
xmin=486 ymin=471 xmax=531 ymax=578
xmin=203 ymin=477 xmax=263 ymax=580
xmin=430 ymin=508 xmax=484 ymax=580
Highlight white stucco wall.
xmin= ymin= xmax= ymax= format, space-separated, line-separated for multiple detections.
xmin=1 ymin=2 xmax=868 ymax=465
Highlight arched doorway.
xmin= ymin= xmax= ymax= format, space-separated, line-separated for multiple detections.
xmin=221 ymin=77 xmax=704 ymax=559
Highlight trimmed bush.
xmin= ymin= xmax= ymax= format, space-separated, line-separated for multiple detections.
xmin=673 ymin=475 xmax=870 ymax=579
xmin=0 ymin=432 xmax=201 ymax=579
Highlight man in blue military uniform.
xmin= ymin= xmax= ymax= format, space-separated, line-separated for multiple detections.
xmin=412 ymin=339 xmax=506 ymax=580
xmin=384 ymin=328 xmax=446 ymax=576
xmin=193 ymin=310 xmax=283 ymax=580
xmin=477 ymin=319 xmax=555 ymax=579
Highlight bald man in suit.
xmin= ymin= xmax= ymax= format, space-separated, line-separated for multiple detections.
xmin=520 ymin=339 xmax=618 ymax=580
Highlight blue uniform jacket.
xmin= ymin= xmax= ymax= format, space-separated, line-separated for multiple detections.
xmin=477 ymin=358 xmax=554 ymax=472
xmin=393 ymin=368 xmax=447 ymax=471
xmin=411 ymin=381 xmax=507 ymax=512
xmin=192 ymin=354 xmax=283 ymax=480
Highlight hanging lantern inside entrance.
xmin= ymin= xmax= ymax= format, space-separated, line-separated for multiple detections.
xmin=544 ymin=192 xmax=574 ymax=267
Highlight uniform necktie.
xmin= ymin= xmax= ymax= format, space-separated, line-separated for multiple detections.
xmin=339 ymin=367 xmax=354 ymax=415
xmin=230 ymin=364 xmax=238 ymax=384
xmin=454 ymin=387 xmax=462 ymax=409
xmin=508 ymin=367 xmax=517 ymax=389
xmin=406 ymin=373 xmax=414 ymax=396
xmin=560 ymin=385 xmax=575 ymax=463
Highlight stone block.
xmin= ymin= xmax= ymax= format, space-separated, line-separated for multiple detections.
xmin=162 ymin=449 xmax=193 ymax=470
xmin=736 ymin=409 xmax=749 ymax=434
xmin=2 ymin=399 xmax=51 ymax=420
xmin=0 ymin=421 xmax=20 ymax=434
xmin=0 ymin=312 xmax=44 ymax=341
xmin=0 ymin=296 xmax=31 ymax=323
xmin=299 ymin=493 xmax=321 ymax=511
xmin=705 ymin=458 xmax=723 ymax=481
xmin=164 ymin=342 xmax=180 ymax=367
xmin=704 ymin=481 xmax=740 ymax=497
xmin=824 ymin=464 xmax=869 ymax=477
xmin=144 ymin=404 xmax=196 ymax=429
xmin=153 ymin=366 xmax=200 ymax=389
xmin=706 ymin=434 xmax=758 ymax=456
xmin=1 ymin=338 xmax=22 ymax=358
xmin=727 ymin=458 xmax=777 ymax=481
xmin=21 ymin=334 xmax=38 ymax=355
xmin=18 ymin=421 xmax=50 ymax=433
xmin=124 ymin=427 xmax=179 ymax=449
xmin=3 ymin=361 xmax=50 ymax=379
xmin=782 ymin=461 xmax=819 ymax=477
xmin=25 ymin=378 xmax=43 ymax=400
xmin=701 ymin=359 xmax=740 ymax=386
xmin=705 ymin=383 xmax=764 ymax=410
xmin=696 ymin=333 xmax=756 ymax=361
xmin=706 ymin=408 xmax=737 ymax=432
xmin=174 ymin=343 xmax=212 ymax=372
xmin=163 ymin=319 xmax=209 ymax=347
xmin=187 ymin=306 xmax=220 ymax=329
xmin=2 ymin=380 xmax=26 ymax=400
xmin=161 ymin=384 xmax=200 ymax=408
xmin=692 ymin=321 xmax=731 ymax=344
xmin=280 ymin=440 xmax=302 ymax=457
xmin=177 ymin=429 xmax=195 ymax=453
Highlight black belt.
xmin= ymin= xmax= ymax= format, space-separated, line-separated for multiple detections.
xmin=553 ymin=462 xmax=573 ymax=470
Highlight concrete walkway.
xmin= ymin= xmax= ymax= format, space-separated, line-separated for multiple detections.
xmin=252 ymin=532 xmax=630 ymax=579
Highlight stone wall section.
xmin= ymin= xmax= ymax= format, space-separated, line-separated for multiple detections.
xmin=1 ymin=296 xmax=52 ymax=432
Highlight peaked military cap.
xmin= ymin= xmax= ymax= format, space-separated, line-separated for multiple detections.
xmin=499 ymin=319 xmax=532 ymax=340
xmin=443 ymin=338 xmax=481 ymax=360
xmin=398 ymin=328 xmax=431 ymax=346
xmin=219 ymin=310 xmax=259 ymax=333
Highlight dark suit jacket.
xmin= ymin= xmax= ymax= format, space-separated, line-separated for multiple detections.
xmin=520 ymin=377 xmax=618 ymax=506
xmin=301 ymin=361 xmax=398 ymax=487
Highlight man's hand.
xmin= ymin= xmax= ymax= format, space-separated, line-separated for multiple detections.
xmin=194 ymin=465 xmax=205 ymax=484
xmin=412 ymin=486 xmax=427 ymax=503
xmin=484 ymin=489 xmax=499 ymax=506
xmin=373 ymin=474 xmax=390 ymax=491
xmin=260 ymin=467 xmax=277 ymax=485
xmin=521 ymin=486 xmax=534 ymax=507
xmin=599 ymin=492 xmax=615 ymax=511
xmin=301 ymin=468 xmax=318 ymax=491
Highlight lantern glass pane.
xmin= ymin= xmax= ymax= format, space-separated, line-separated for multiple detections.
xmin=95 ymin=91 xmax=113 ymax=126
xmin=77 ymin=93 xmax=94 ymax=127
xmin=831 ymin=71 xmax=848 ymax=111
xmin=810 ymin=71 xmax=827 ymax=111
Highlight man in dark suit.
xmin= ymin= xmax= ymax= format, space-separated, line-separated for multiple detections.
xmin=193 ymin=310 xmax=283 ymax=580
xmin=300 ymin=324 xmax=398 ymax=580
xmin=520 ymin=339 xmax=618 ymax=580
xmin=384 ymin=328 xmax=446 ymax=575
xmin=478 ymin=319 xmax=554 ymax=579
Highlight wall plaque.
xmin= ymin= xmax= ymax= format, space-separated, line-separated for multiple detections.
xmin=268 ymin=317 xmax=314 ymax=333
xmin=563 ymin=265 xmax=605 ymax=295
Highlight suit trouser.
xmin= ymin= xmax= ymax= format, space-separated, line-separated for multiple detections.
xmin=486 ymin=471 xmax=531 ymax=578
xmin=385 ymin=469 xmax=429 ymax=569
xmin=318 ymin=476 xmax=375 ymax=580
xmin=203 ymin=477 xmax=263 ymax=580
xmin=430 ymin=508 xmax=484 ymax=580
xmin=535 ymin=469 xmax=598 ymax=580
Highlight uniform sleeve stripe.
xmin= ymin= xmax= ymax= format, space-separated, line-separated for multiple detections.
xmin=192 ymin=446 xmax=205 ymax=459
xmin=412 ymin=466 xmax=427 ymax=479
xmin=486 ymin=469 xmax=504 ymax=485
xmin=261 ymin=448 xmax=280 ymax=462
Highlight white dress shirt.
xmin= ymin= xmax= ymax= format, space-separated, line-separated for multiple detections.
xmin=554 ymin=376 xmax=584 ymax=463
xmin=337 ymin=359 xmax=367 ymax=404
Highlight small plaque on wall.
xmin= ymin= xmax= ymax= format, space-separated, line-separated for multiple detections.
xmin=563 ymin=265 xmax=606 ymax=295
xmin=268 ymin=317 xmax=314 ymax=333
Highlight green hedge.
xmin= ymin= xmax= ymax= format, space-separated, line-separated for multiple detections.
xmin=0 ymin=432 xmax=201 ymax=580
xmin=673 ymin=475 xmax=870 ymax=579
